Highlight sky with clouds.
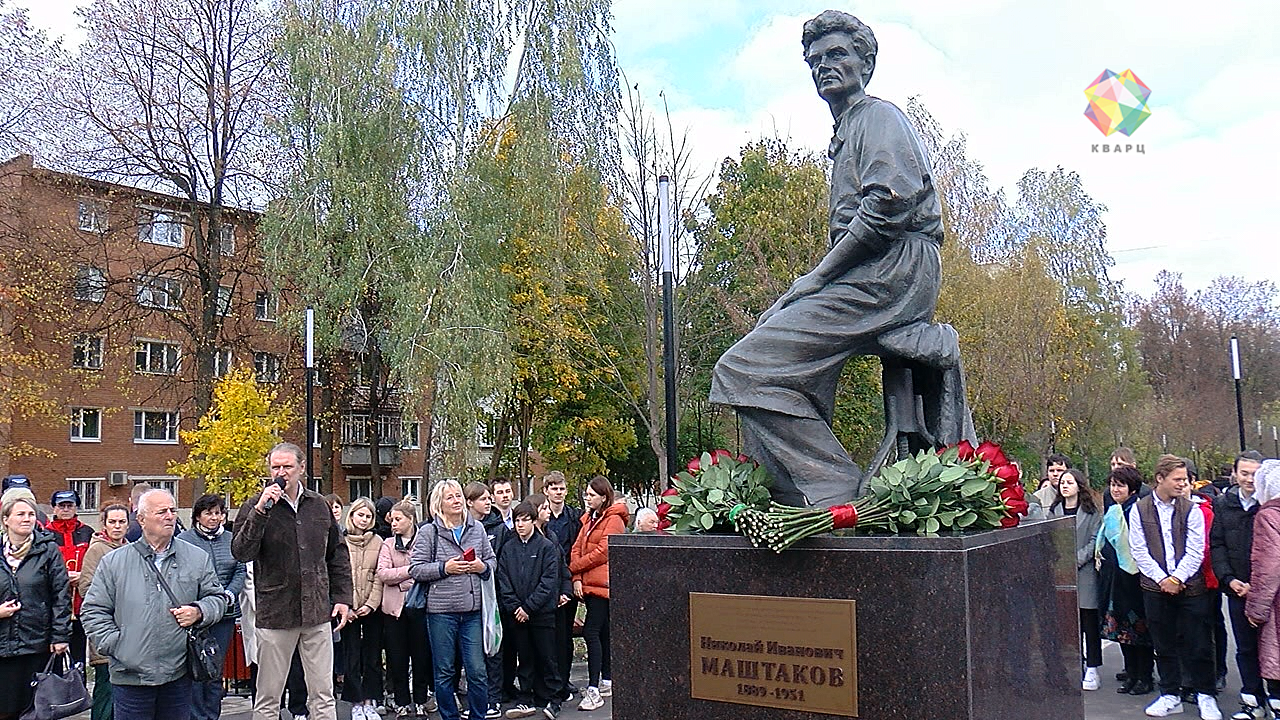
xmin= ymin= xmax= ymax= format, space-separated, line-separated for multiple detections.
xmin=18 ymin=0 xmax=1280 ymax=296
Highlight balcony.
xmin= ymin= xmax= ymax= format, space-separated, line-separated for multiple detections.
xmin=339 ymin=412 xmax=403 ymax=467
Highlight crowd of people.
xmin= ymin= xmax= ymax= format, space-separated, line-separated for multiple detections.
xmin=1038 ymin=448 xmax=1280 ymax=720
xmin=0 ymin=444 xmax=643 ymax=720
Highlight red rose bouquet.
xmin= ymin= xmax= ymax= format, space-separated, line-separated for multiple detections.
xmin=657 ymin=450 xmax=772 ymax=532
xmin=734 ymin=440 xmax=1029 ymax=552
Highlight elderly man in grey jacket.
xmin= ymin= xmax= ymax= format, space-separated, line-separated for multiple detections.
xmin=82 ymin=489 xmax=227 ymax=720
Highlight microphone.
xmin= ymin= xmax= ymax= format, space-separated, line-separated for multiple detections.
xmin=263 ymin=477 xmax=285 ymax=511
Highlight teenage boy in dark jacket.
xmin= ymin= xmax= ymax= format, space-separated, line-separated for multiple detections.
xmin=498 ymin=502 xmax=564 ymax=719
xmin=1211 ymin=450 xmax=1269 ymax=719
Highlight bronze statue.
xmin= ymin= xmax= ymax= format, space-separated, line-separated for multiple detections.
xmin=710 ymin=10 xmax=974 ymax=508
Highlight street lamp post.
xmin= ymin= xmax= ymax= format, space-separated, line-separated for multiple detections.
xmin=305 ymin=306 xmax=315 ymax=488
xmin=1231 ymin=336 xmax=1246 ymax=452
xmin=659 ymin=175 xmax=678 ymax=482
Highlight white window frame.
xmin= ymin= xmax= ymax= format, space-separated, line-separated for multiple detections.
xmin=254 ymin=291 xmax=278 ymax=322
xmin=136 ymin=274 xmax=182 ymax=310
xmin=348 ymin=476 xmax=373 ymax=503
xmin=131 ymin=476 xmax=179 ymax=500
xmin=70 ymin=407 xmax=103 ymax=442
xmin=400 ymin=475 xmax=425 ymax=501
xmin=139 ymin=207 xmax=186 ymax=247
xmin=135 ymin=339 xmax=180 ymax=375
xmin=74 ymin=265 xmax=107 ymax=303
xmin=213 ymin=347 xmax=233 ymax=378
xmin=73 ymin=334 xmax=104 ymax=370
xmin=401 ymin=420 xmax=421 ymax=450
xmin=253 ymin=352 xmax=281 ymax=383
xmin=67 ymin=478 xmax=102 ymax=511
xmin=216 ymin=285 xmax=233 ymax=317
xmin=218 ymin=224 xmax=235 ymax=256
xmin=78 ymin=199 xmax=108 ymax=233
xmin=133 ymin=410 xmax=179 ymax=444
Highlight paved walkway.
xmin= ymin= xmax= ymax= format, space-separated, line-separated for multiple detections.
xmin=68 ymin=635 xmax=1251 ymax=719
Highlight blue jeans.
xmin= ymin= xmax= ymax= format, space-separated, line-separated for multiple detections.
xmin=428 ymin=611 xmax=487 ymax=720
xmin=112 ymin=675 xmax=192 ymax=720
xmin=190 ymin=618 xmax=234 ymax=720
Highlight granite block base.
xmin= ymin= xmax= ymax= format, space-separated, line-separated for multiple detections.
xmin=609 ymin=518 xmax=1083 ymax=720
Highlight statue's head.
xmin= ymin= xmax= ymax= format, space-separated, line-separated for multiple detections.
xmin=802 ymin=11 xmax=877 ymax=103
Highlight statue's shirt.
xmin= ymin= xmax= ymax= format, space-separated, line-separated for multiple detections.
xmin=709 ymin=95 xmax=946 ymax=421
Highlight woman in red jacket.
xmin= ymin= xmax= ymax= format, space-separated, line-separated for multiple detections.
xmin=569 ymin=476 xmax=628 ymax=712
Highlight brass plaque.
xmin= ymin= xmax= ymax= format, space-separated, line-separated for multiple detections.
xmin=688 ymin=592 xmax=858 ymax=717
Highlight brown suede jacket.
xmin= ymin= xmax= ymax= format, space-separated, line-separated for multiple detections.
xmin=232 ymin=487 xmax=352 ymax=629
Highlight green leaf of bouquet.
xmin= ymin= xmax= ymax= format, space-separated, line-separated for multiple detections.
xmin=940 ymin=465 xmax=969 ymax=483
xmin=690 ymin=497 xmax=706 ymax=513
xmin=880 ymin=465 xmax=903 ymax=484
xmin=938 ymin=510 xmax=958 ymax=525
xmin=960 ymin=477 xmax=990 ymax=497
xmin=700 ymin=512 xmax=714 ymax=531
xmin=665 ymin=494 xmax=685 ymax=506
xmin=957 ymin=511 xmax=978 ymax=527
xmin=925 ymin=517 xmax=941 ymax=534
xmin=899 ymin=509 xmax=917 ymax=524
xmin=902 ymin=454 xmax=921 ymax=477
xmin=700 ymin=452 xmax=713 ymax=471
xmin=708 ymin=489 xmax=725 ymax=504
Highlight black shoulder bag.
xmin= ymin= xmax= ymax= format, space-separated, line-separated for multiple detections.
xmin=134 ymin=543 xmax=223 ymax=682
xmin=19 ymin=653 xmax=92 ymax=720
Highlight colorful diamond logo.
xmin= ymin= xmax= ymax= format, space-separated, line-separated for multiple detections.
xmin=1083 ymin=69 xmax=1151 ymax=137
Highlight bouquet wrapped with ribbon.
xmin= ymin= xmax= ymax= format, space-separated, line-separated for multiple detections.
xmin=657 ymin=450 xmax=773 ymax=532
xmin=733 ymin=441 xmax=1028 ymax=552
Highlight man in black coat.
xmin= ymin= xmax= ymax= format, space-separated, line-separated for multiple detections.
xmin=541 ymin=472 xmax=582 ymax=699
xmin=1211 ymin=450 xmax=1267 ymax=719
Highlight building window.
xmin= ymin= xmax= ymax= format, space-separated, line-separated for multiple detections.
xmin=133 ymin=410 xmax=179 ymax=444
xmin=253 ymin=352 xmax=281 ymax=383
xmin=67 ymin=478 xmax=101 ymax=511
xmin=213 ymin=347 xmax=233 ymax=378
xmin=70 ymin=407 xmax=102 ymax=441
xmin=138 ymin=208 xmax=185 ymax=247
xmin=78 ymin=200 xmax=108 ymax=233
xmin=74 ymin=265 xmax=107 ymax=303
xmin=219 ymin=225 xmax=235 ymax=256
xmin=135 ymin=340 xmax=180 ymax=375
xmin=216 ymin=286 xmax=232 ymax=316
xmin=348 ymin=477 xmax=373 ymax=503
xmin=400 ymin=476 xmax=425 ymax=501
xmin=340 ymin=414 xmax=401 ymax=446
xmin=402 ymin=421 xmax=421 ymax=450
xmin=72 ymin=334 xmax=104 ymax=370
xmin=136 ymin=274 xmax=182 ymax=310
xmin=132 ymin=476 xmax=179 ymax=500
xmin=254 ymin=292 xmax=277 ymax=321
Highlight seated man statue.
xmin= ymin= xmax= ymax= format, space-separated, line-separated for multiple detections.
xmin=710 ymin=9 xmax=972 ymax=508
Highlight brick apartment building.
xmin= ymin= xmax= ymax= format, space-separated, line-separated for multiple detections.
xmin=0 ymin=155 xmax=435 ymax=514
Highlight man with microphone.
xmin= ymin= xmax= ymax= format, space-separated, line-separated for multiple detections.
xmin=233 ymin=442 xmax=353 ymax=720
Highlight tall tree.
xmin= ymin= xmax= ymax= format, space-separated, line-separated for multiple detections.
xmin=0 ymin=0 xmax=58 ymax=157
xmin=265 ymin=0 xmax=508 ymax=488
xmin=47 ymin=0 xmax=280 ymax=419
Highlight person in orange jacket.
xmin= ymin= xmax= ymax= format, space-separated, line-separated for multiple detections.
xmin=568 ymin=476 xmax=628 ymax=712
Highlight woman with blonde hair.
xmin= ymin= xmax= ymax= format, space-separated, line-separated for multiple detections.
xmin=410 ymin=480 xmax=495 ymax=720
xmin=378 ymin=500 xmax=436 ymax=718
xmin=343 ymin=497 xmax=385 ymax=720
xmin=0 ymin=495 xmax=72 ymax=720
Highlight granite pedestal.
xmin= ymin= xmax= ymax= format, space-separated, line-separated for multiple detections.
xmin=609 ymin=517 xmax=1082 ymax=720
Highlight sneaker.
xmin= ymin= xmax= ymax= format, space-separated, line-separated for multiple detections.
xmin=542 ymin=703 xmax=560 ymax=719
xmin=1083 ymin=667 xmax=1100 ymax=691
xmin=395 ymin=707 xmax=413 ymax=720
xmin=422 ymin=695 xmax=439 ymax=714
xmin=1198 ymin=694 xmax=1223 ymax=720
xmin=1232 ymin=692 xmax=1265 ymax=720
xmin=598 ymin=680 xmax=612 ymax=698
xmin=506 ymin=705 xmax=538 ymax=718
xmin=1268 ymin=698 xmax=1280 ymax=716
xmin=1147 ymin=694 xmax=1186 ymax=717
xmin=577 ymin=687 xmax=604 ymax=712
xmin=376 ymin=704 xmax=389 ymax=716
xmin=486 ymin=704 xmax=503 ymax=719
